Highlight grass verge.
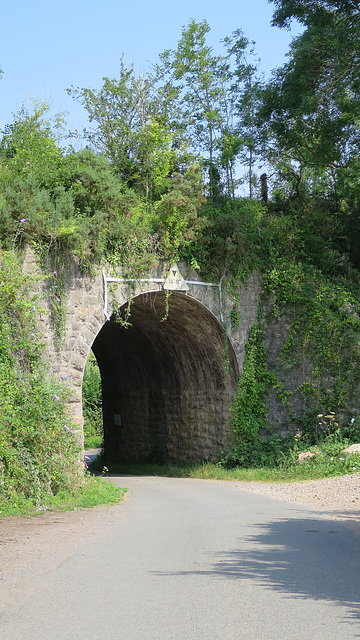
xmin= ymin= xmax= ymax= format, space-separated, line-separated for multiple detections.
xmin=84 ymin=436 xmax=104 ymax=449
xmin=91 ymin=447 xmax=360 ymax=483
xmin=0 ymin=474 xmax=126 ymax=518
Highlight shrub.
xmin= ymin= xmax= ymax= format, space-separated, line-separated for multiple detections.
xmin=0 ymin=250 xmax=83 ymax=509
xmin=218 ymin=436 xmax=296 ymax=469
xmin=82 ymin=352 xmax=103 ymax=447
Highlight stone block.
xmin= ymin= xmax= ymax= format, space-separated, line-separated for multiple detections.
xmin=71 ymin=354 xmax=86 ymax=372
xmin=81 ymin=328 xmax=97 ymax=345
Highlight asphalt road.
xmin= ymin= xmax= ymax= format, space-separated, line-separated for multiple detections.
xmin=1 ymin=475 xmax=360 ymax=639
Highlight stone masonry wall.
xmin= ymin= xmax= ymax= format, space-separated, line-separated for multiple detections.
xmin=21 ymin=247 xmax=263 ymax=459
xmin=23 ymin=246 xmax=332 ymax=458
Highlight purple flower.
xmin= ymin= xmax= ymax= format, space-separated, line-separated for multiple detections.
xmin=54 ymin=394 xmax=60 ymax=403
xmin=20 ymin=218 xmax=28 ymax=224
xmin=63 ymin=425 xmax=71 ymax=432
xmin=84 ymin=456 xmax=91 ymax=461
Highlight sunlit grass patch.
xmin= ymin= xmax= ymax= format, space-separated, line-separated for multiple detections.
xmin=0 ymin=475 xmax=126 ymax=518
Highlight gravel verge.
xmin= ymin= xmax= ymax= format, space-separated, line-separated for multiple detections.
xmin=228 ymin=472 xmax=360 ymax=535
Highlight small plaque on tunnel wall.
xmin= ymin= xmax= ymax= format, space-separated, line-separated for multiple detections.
xmin=114 ymin=414 xmax=122 ymax=426
xmin=164 ymin=265 xmax=189 ymax=291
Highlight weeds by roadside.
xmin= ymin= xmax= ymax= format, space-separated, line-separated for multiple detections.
xmin=0 ymin=474 xmax=126 ymax=518
xmin=90 ymin=423 xmax=360 ymax=484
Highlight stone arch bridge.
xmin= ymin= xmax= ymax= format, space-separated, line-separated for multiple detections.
xmin=24 ymin=250 xmax=262 ymax=462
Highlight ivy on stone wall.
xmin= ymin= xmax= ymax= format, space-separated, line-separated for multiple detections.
xmin=264 ymin=262 xmax=360 ymax=413
xmin=231 ymin=259 xmax=360 ymax=443
xmin=231 ymin=324 xmax=276 ymax=442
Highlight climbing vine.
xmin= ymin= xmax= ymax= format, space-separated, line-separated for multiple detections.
xmin=231 ymin=324 xmax=276 ymax=443
xmin=46 ymin=267 xmax=67 ymax=343
xmin=228 ymin=281 xmax=241 ymax=330
xmin=229 ymin=255 xmax=360 ymax=445
xmin=33 ymin=241 xmax=68 ymax=344
xmin=264 ymin=263 xmax=360 ymax=417
xmin=160 ymin=289 xmax=171 ymax=322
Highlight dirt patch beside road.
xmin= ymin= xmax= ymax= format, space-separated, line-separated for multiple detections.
xmin=228 ymin=472 xmax=360 ymax=535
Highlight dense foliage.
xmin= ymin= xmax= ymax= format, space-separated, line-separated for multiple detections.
xmin=2 ymin=4 xmax=360 ymax=497
xmin=82 ymin=353 xmax=103 ymax=448
xmin=0 ymin=252 xmax=82 ymax=509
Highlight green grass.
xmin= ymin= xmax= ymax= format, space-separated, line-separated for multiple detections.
xmin=0 ymin=474 xmax=126 ymax=518
xmin=91 ymin=449 xmax=360 ymax=483
xmin=83 ymin=435 xmax=103 ymax=449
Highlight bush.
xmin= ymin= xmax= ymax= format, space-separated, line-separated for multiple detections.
xmin=0 ymin=250 xmax=83 ymax=510
xmin=82 ymin=352 xmax=103 ymax=447
xmin=217 ymin=420 xmax=360 ymax=475
xmin=218 ymin=436 xmax=297 ymax=469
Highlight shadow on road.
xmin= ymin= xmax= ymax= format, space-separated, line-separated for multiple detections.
xmin=155 ymin=514 xmax=360 ymax=633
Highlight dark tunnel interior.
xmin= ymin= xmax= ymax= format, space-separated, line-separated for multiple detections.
xmin=91 ymin=290 xmax=239 ymax=462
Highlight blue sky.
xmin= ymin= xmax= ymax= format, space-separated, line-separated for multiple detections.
xmin=1 ymin=0 xmax=299 ymax=135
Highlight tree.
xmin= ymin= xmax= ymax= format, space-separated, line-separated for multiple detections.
xmin=158 ymin=20 xmax=229 ymax=198
xmin=69 ymin=23 xmax=264 ymax=200
xmin=68 ymin=59 xmax=193 ymax=200
xmin=223 ymin=30 xmax=265 ymax=198
xmin=261 ymin=0 xmax=360 ymax=265
xmin=270 ymin=0 xmax=359 ymax=29
xmin=159 ymin=22 xmax=265 ymax=199
xmin=0 ymin=102 xmax=71 ymax=190
xmin=264 ymin=0 xmax=360 ymax=171
xmin=153 ymin=164 xmax=205 ymax=260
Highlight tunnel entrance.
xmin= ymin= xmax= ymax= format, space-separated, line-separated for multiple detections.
xmin=92 ymin=290 xmax=239 ymax=462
